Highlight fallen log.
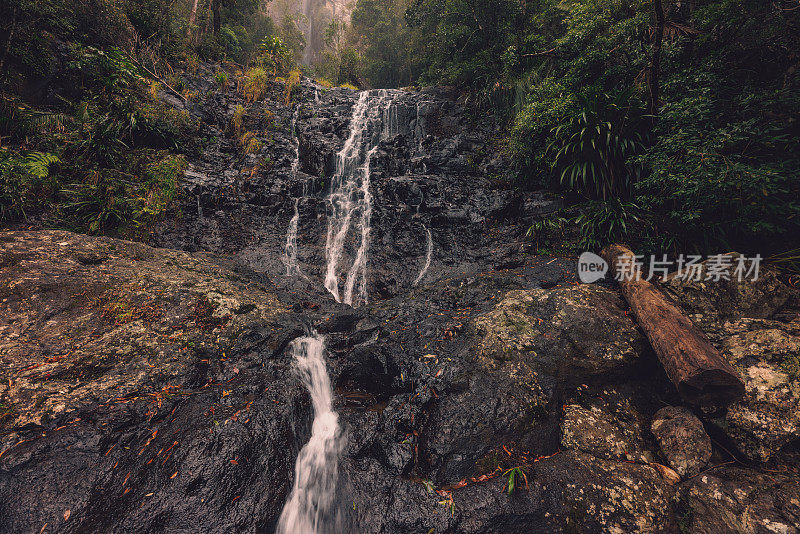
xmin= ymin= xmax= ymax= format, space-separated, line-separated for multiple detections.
xmin=601 ymin=244 xmax=745 ymax=407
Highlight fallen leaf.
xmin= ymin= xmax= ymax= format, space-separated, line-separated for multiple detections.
xmin=649 ymin=462 xmax=680 ymax=485
xmin=63 ymin=510 xmax=70 ymax=521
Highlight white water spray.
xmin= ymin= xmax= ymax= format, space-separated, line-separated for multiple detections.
xmin=413 ymin=227 xmax=433 ymax=287
xmin=324 ymin=90 xmax=401 ymax=306
xmin=277 ymin=334 xmax=343 ymax=534
xmin=284 ymin=198 xmax=302 ymax=276
xmin=283 ymin=108 xmax=304 ymax=277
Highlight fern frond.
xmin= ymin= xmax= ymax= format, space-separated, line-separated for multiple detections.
xmin=24 ymin=152 xmax=60 ymax=178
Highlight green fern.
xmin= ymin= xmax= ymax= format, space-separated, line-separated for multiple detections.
xmin=24 ymin=112 xmax=70 ymax=134
xmin=24 ymin=152 xmax=60 ymax=178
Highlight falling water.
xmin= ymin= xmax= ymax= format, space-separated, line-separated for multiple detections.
xmin=413 ymin=227 xmax=433 ymax=287
xmin=284 ymin=108 xmax=304 ymax=277
xmin=290 ymin=108 xmax=300 ymax=174
xmin=323 ymin=90 xmax=401 ymax=306
xmin=284 ymin=198 xmax=302 ymax=276
xmin=277 ymin=334 xmax=343 ymax=534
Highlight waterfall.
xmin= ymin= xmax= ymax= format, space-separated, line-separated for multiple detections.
xmin=290 ymin=108 xmax=300 ymax=174
xmin=284 ymin=108 xmax=304 ymax=277
xmin=284 ymin=198 xmax=302 ymax=276
xmin=277 ymin=334 xmax=343 ymax=534
xmin=413 ymin=227 xmax=433 ymax=287
xmin=324 ymin=90 xmax=400 ymax=306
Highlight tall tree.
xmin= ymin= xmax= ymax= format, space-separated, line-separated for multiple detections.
xmin=648 ymin=0 xmax=665 ymax=118
xmin=212 ymin=0 xmax=221 ymax=34
xmin=187 ymin=0 xmax=200 ymax=39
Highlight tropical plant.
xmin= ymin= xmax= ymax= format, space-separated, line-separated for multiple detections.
xmin=0 ymin=150 xmax=61 ymax=220
xmin=548 ymin=92 xmax=644 ymax=200
xmin=574 ymin=199 xmax=643 ymax=251
xmin=526 ymin=215 xmax=569 ymax=254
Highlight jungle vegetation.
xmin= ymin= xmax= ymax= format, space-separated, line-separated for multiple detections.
xmin=1 ymin=0 xmax=798 ymax=261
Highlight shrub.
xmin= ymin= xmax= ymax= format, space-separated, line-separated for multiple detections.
xmin=59 ymin=152 xmax=185 ymax=235
xmin=549 ymin=91 xmax=644 ymax=200
xmin=574 ymin=198 xmax=643 ymax=251
xmin=256 ymin=35 xmax=294 ymax=76
xmin=241 ymin=67 xmax=270 ymax=102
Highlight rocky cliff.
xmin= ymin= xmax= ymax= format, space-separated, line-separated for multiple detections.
xmin=1 ymin=66 xmax=799 ymax=533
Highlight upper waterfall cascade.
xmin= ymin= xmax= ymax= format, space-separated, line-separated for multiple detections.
xmin=283 ymin=108 xmax=304 ymax=277
xmin=323 ymin=90 xmax=403 ymax=306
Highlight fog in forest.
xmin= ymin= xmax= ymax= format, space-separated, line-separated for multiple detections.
xmin=269 ymin=0 xmax=353 ymax=65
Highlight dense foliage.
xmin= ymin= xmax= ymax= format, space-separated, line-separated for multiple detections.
xmin=0 ymin=0 xmax=295 ymax=235
xmin=344 ymin=0 xmax=800 ymax=257
xmin=1 ymin=0 xmax=797 ymax=259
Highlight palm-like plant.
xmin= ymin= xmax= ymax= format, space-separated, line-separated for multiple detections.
xmin=548 ymin=92 xmax=644 ymax=200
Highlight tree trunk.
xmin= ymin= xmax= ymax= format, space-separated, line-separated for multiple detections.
xmin=649 ymin=0 xmax=665 ymax=118
xmin=187 ymin=0 xmax=200 ymax=39
xmin=0 ymin=7 xmax=19 ymax=75
xmin=212 ymin=0 xmax=221 ymax=35
xmin=601 ymin=244 xmax=745 ymax=407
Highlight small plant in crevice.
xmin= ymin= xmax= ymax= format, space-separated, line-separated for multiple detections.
xmin=241 ymin=67 xmax=270 ymax=102
xmin=284 ymin=69 xmax=301 ymax=105
xmin=244 ymin=137 xmax=263 ymax=154
xmin=215 ymin=71 xmax=229 ymax=91
xmin=504 ymin=466 xmax=528 ymax=495
xmin=231 ymin=105 xmax=246 ymax=136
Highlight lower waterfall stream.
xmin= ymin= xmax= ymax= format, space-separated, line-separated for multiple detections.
xmin=277 ymin=334 xmax=343 ymax=534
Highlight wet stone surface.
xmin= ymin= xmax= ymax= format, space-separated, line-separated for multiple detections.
xmin=2 ymin=66 xmax=799 ymax=533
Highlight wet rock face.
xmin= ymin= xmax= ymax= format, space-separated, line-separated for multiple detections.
xmin=0 ymin=231 xmax=285 ymax=428
xmin=150 ymin=73 xmax=552 ymax=301
xmin=661 ymin=256 xmax=800 ymax=462
xmin=651 ymin=406 xmax=712 ymax=477
xmin=0 ymin=230 xmax=302 ymax=533
xmin=561 ymin=399 xmax=651 ymax=463
xmin=472 ymin=285 xmax=647 ymax=382
xmin=677 ymin=468 xmax=800 ymax=534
